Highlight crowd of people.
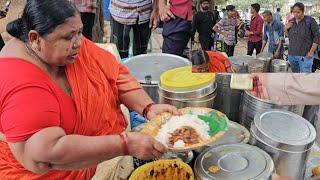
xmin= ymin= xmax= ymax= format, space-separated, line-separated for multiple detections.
xmin=193 ymin=1 xmax=320 ymax=62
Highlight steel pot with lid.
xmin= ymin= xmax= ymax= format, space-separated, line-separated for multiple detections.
xmin=158 ymin=66 xmax=216 ymax=108
xmin=123 ymin=53 xmax=191 ymax=103
xmin=214 ymin=74 xmax=243 ymax=122
xmin=249 ymin=109 xmax=316 ymax=180
xmin=270 ymin=59 xmax=288 ymax=72
xmin=248 ymin=60 xmax=265 ymax=73
xmin=194 ymin=144 xmax=274 ymax=180
xmin=229 ymin=55 xmax=256 ymax=73
xmin=239 ymin=90 xmax=304 ymax=129
xmin=257 ymin=52 xmax=273 ymax=72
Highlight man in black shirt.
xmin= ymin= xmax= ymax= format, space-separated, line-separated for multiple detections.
xmin=213 ymin=6 xmax=220 ymax=21
xmin=191 ymin=0 xmax=217 ymax=50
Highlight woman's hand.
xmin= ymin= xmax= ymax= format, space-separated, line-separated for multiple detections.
xmin=127 ymin=132 xmax=166 ymax=160
xmin=147 ymin=104 xmax=179 ymax=120
xmin=250 ymin=73 xmax=269 ymax=100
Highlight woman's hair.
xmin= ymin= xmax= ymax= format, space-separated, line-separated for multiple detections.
xmin=7 ymin=0 xmax=78 ymax=42
xmin=292 ymin=2 xmax=305 ymax=12
xmin=191 ymin=50 xmax=209 ymax=66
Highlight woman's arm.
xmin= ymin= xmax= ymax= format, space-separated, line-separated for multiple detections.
xmin=119 ymin=89 xmax=154 ymax=115
xmin=116 ymin=63 xmax=179 ymax=119
xmin=9 ymin=127 xmax=164 ymax=173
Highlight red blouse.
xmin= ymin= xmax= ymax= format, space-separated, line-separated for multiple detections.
xmin=0 ymin=58 xmax=76 ymax=143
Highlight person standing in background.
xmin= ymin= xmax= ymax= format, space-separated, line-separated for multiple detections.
xmin=213 ymin=6 xmax=220 ymax=21
xmin=159 ymin=0 xmax=193 ymax=56
xmin=221 ymin=8 xmax=227 ymax=18
xmin=68 ymin=0 xmax=97 ymax=40
xmin=246 ymin=3 xmax=264 ymax=56
xmin=191 ymin=0 xmax=217 ymax=50
xmin=234 ymin=9 xmax=241 ymax=45
xmin=261 ymin=10 xmax=285 ymax=59
xmin=109 ymin=0 xmax=158 ymax=59
xmin=274 ymin=7 xmax=282 ymax=22
xmin=213 ymin=5 xmax=239 ymax=57
xmin=285 ymin=2 xmax=320 ymax=73
xmin=285 ymin=2 xmax=320 ymax=133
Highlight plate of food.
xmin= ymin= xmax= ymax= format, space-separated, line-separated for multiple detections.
xmin=129 ymin=159 xmax=195 ymax=180
xmin=139 ymin=107 xmax=228 ymax=152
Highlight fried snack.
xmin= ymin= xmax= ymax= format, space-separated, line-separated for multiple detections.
xmin=208 ymin=165 xmax=220 ymax=174
xmin=312 ymin=165 xmax=320 ymax=177
xmin=129 ymin=160 xmax=194 ymax=180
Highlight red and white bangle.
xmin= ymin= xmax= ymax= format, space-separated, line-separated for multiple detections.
xmin=142 ymin=103 xmax=155 ymax=119
xmin=119 ymin=133 xmax=129 ymax=156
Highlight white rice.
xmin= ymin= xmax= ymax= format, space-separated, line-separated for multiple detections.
xmin=155 ymin=114 xmax=210 ymax=148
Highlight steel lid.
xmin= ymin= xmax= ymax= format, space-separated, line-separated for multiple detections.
xmin=123 ymin=53 xmax=191 ymax=84
xmin=229 ymin=55 xmax=256 ymax=66
xmin=257 ymin=52 xmax=273 ymax=61
xmin=252 ymin=109 xmax=316 ymax=152
xmin=272 ymin=59 xmax=288 ymax=66
xmin=194 ymin=144 xmax=274 ymax=180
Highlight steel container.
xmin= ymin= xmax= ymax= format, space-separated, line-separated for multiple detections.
xmin=240 ymin=90 xmax=304 ymax=129
xmin=213 ymin=74 xmax=243 ymax=122
xmin=248 ymin=60 xmax=265 ymax=73
xmin=271 ymin=59 xmax=289 ymax=72
xmin=123 ymin=53 xmax=191 ymax=103
xmin=230 ymin=55 xmax=256 ymax=73
xmin=194 ymin=144 xmax=274 ymax=180
xmin=158 ymin=82 xmax=217 ymax=109
xmin=249 ymin=109 xmax=316 ymax=180
xmin=257 ymin=52 xmax=273 ymax=72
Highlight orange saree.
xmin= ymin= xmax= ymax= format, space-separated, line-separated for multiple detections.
xmin=0 ymin=38 xmax=142 ymax=179
xmin=207 ymin=51 xmax=232 ymax=73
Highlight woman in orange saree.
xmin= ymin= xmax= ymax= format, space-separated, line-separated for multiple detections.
xmin=0 ymin=0 xmax=178 ymax=179
xmin=191 ymin=50 xmax=233 ymax=73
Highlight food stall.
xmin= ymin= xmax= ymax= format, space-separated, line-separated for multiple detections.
xmin=119 ymin=53 xmax=318 ymax=180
